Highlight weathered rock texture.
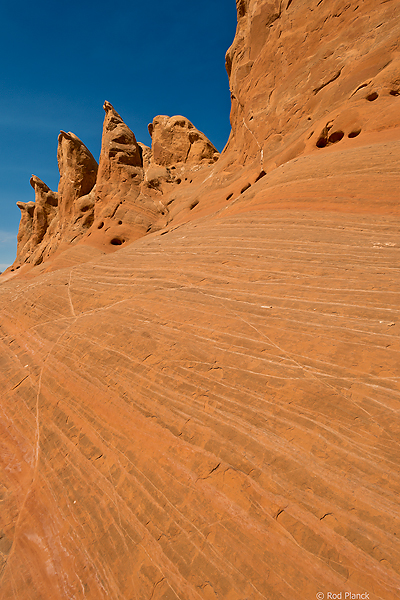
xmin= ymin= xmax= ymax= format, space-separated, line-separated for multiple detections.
xmin=149 ymin=114 xmax=220 ymax=167
xmin=57 ymin=130 xmax=98 ymax=225
xmin=224 ymin=0 xmax=400 ymax=174
xmin=11 ymin=102 xmax=218 ymax=270
xmin=0 ymin=1 xmax=400 ymax=599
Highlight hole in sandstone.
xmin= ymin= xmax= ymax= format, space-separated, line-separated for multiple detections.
xmin=83 ymin=213 xmax=94 ymax=229
xmin=226 ymin=193 xmax=233 ymax=200
xmin=189 ymin=132 xmax=200 ymax=143
xmin=240 ymin=182 xmax=251 ymax=194
xmin=110 ymin=238 xmax=124 ymax=246
xmin=316 ymin=136 xmax=328 ymax=148
xmin=354 ymin=83 xmax=368 ymax=94
xmin=118 ymin=220 xmax=123 ymax=224
xmin=80 ymin=204 xmax=91 ymax=212
xmin=328 ymin=130 xmax=344 ymax=144
xmin=189 ymin=199 xmax=199 ymax=210
xmin=249 ymin=115 xmax=254 ymax=121
xmin=176 ymin=178 xmax=181 ymax=184
xmin=366 ymin=92 xmax=378 ymax=101
xmin=98 ymin=221 xmax=104 ymax=229
xmin=113 ymin=134 xmax=130 ymax=144
xmin=348 ymin=129 xmax=361 ymax=138
xmin=47 ymin=195 xmax=58 ymax=207
xmin=255 ymin=170 xmax=266 ymax=182
xmin=390 ymin=89 xmax=400 ymax=96
xmin=308 ymin=130 xmax=314 ymax=139
xmin=190 ymin=180 xmax=193 ymax=183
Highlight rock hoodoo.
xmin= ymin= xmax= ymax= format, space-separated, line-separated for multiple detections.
xmin=0 ymin=1 xmax=399 ymax=599
xmin=149 ymin=114 xmax=220 ymax=167
xmin=15 ymin=176 xmax=59 ymax=266
xmin=11 ymin=102 xmax=220 ymax=270
xmin=57 ymin=130 xmax=98 ymax=225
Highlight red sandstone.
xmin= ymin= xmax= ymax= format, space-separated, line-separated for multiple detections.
xmin=0 ymin=1 xmax=399 ymax=599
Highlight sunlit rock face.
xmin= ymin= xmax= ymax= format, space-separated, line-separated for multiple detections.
xmin=0 ymin=1 xmax=400 ymax=599
xmin=149 ymin=114 xmax=220 ymax=167
xmin=225 ymin=0 xmax=400 ymax=172
xmin=10 ymin=102 xmax=220 ymax=270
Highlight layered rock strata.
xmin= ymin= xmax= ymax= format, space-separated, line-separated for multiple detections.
xmin=0 ymin=1 xmax=400 ymax=599
xmin=1 ymin=211 xmax=400 ymax=600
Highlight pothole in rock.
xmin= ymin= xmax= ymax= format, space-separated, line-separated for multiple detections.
xmin=366 ymin=92 xmax=379 ymax=101
xmin=316 ymin=136 xmax=328 ymax=148
xmin=255 ymin=170 xmax=266 ymax=183
xmin=110 ymin=238 xmax=124 ymax=246
xmin=98 ymin=221 xmax=104 ymax=229
xmin=348 ymin=129 xmax=361 ymax=138
xmin=328 ymin=130 xmax=344 ymax=144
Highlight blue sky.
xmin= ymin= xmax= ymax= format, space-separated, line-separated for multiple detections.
xmin=0 ymin=0 xmax=237 ymax=270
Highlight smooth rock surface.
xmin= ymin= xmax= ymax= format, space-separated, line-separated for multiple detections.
xmin=0 ymin=211 xmax=399 ymax=599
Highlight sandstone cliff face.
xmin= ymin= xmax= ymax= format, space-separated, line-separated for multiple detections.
xmin=225 ymin=0 xmax=400 ymax=172
xmin=0 ymin=2 xmax=400 ymax=600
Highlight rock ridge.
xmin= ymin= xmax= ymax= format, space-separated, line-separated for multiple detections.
xmin=10 ymin=102 xmax=220 ymax=272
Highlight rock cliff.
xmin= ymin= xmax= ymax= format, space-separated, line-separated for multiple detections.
xmin=0 ymin=1 xmax=399 ymax=599
xmin=225 ymin=0 xmax=400 ymax=171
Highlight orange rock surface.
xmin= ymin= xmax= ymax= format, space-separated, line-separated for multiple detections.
xmin=1 ymin=1 xmax=400 ymax=599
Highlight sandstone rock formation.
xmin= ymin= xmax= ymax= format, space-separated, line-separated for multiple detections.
xmin=10 ymin=103 xmax=220 ymax=271
xmin=57 ymin=130 xmax=98 ymax=226
xmin=0 ymin=1 xmax=399 ymax=599
xmin=149 ymin=114 xmax=220 ymax=167
xmin=225 ymin=0 xmax=400 ymax=174
xmin=15 ymin=176 xmax=59 ymax=266
xmin=13 ymin=132 xmax=98 ymax=268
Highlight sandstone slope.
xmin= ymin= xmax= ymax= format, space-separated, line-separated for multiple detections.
xmin=0 ymin=1 xmax=399 ymax=599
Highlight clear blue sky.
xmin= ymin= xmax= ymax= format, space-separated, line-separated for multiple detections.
xmin=0 ymin=0 xmax=237 ymax=270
